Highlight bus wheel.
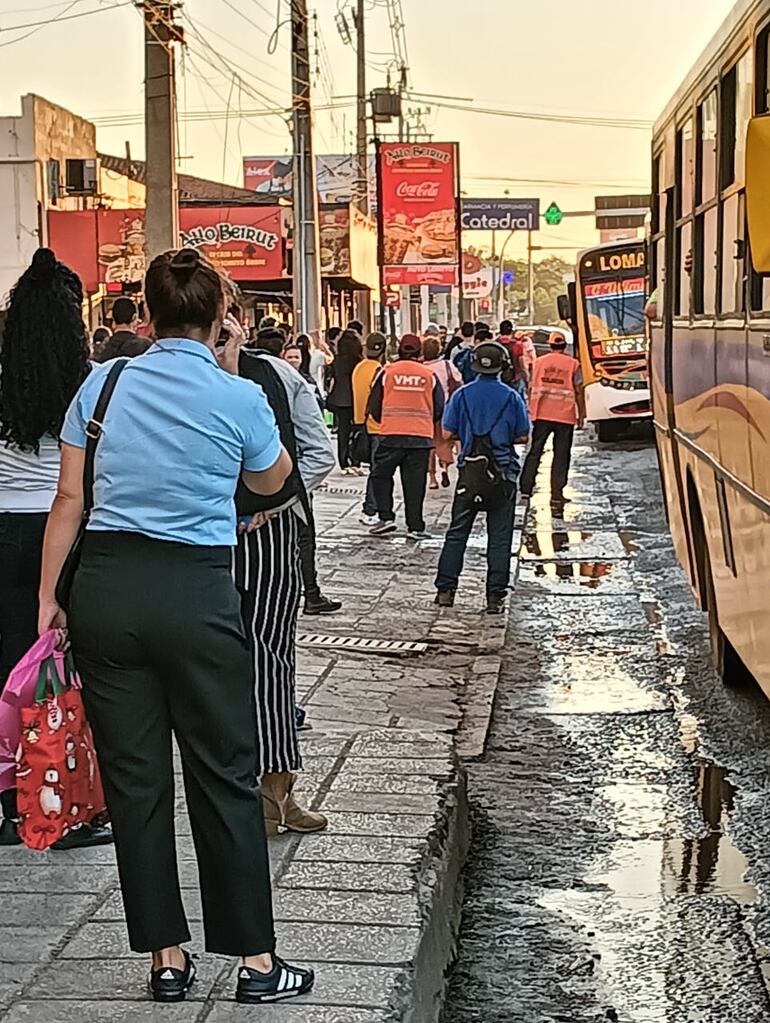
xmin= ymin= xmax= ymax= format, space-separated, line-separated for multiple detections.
xmin=597 ymin=420 xmax=622 ymax=443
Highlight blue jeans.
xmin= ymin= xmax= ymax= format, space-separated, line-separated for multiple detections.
xmin=435 ymin=481 xmax=517 ymax=599
xmin=363 ymin=434 xmax=381 ymax=517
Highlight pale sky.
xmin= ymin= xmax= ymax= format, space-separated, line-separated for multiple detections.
xmin=0 ymin=0 xmax=737 ymax=259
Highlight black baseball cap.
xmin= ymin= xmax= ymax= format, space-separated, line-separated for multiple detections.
xmin=471 ymin=341 xmax=507 ymax=376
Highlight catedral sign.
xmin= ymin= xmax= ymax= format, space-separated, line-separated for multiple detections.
xmin=47 ymin=207 xmax=285 ymax=290
xmin=376 ymin=141 xmax=460 ymax=287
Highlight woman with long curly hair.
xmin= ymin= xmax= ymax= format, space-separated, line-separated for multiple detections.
xmin=0 ymin=248 xmax=110 ymax=849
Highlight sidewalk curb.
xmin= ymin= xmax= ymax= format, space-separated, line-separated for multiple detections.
xmin=392 ymin=755 xmax=470 ymax=1023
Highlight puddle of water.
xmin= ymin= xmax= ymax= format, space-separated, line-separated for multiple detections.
xmin=618 ymin=531 xmax=640 ymax=554
xmin=640 ymin=598 xmax=675 ymax=656
xmin=521 ymin=530 xmax=593 ymax=558
xmin=544 ymin=649 xmax=669 ymax=715
xmin=530 ymin=560 xmax=615 ymax=589
xmin=663 ymin=761 xmax=756 ymax=906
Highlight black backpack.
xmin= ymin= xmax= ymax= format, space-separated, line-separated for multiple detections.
xmin=456 ymin=393 xmax=509 ymax=509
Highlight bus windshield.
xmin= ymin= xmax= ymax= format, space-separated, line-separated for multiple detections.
xmin=582 ymin=276 xmax=646 ymax=360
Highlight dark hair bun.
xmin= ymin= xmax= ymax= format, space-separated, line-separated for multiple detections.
xmin=169 ymin=248 xmax=200 ymax=280
xmin=29 ymin=248 xmax=57 ymax=281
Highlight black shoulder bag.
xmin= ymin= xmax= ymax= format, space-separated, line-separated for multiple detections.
xmin=456 ymin=392 xmax=509 ymax=510
xmin=55 ymin=359 xmax=129 ymax=613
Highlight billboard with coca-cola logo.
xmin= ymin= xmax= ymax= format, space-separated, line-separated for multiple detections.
xmin=376 ymin=142 xmax=460 ymax=287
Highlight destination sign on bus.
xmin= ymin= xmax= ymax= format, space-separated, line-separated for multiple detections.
xmin=584 ymin=277 xmax=645 ymax=299
xmin=582 ymin=247 xmax=646 ymax=277
xmin=600 ymin=335 xmax=648 ymax=357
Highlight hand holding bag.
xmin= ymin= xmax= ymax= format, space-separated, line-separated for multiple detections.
xmin=55 ymin=359 xmax=128 ymax=612
xmin=16 ymin=655 xmax=106 ymax=852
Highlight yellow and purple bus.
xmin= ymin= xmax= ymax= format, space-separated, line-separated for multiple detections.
xmin=650 ymin=0 xmax=770 ymax=693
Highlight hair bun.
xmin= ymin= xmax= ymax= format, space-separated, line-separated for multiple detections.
xmin=169 ymin=247 xmax=200 ymax=280
xmin=29 ymin=248 xmax=57 ymax=282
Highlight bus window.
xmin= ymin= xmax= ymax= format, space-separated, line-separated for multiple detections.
xmin=755 ymin=22 xmax=770 ymax=115
xmin=694 ymin=207 xmax=718 ymax=315
xmin=676 ymin=120 xmax=694 ymax=218
xmin=721 ymin=193 xmax=745 ymax=314
xmin=696 ymin=90 xmax=718 ymax=205
xmin=676 ymin=221 xmax=692 ymax=316
xmin=720 ymin=53 xmax=752 ymax=190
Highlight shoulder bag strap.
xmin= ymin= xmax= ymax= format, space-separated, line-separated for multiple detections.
xmin=83 ymin=359 xmax=129 ymax=514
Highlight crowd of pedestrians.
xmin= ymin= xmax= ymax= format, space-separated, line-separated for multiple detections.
xmin=0 ymin=244 xmax=585 ymax=1003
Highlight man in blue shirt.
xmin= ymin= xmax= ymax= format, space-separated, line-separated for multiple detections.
xmin=435 ymin=341 xmax=530 ymax=615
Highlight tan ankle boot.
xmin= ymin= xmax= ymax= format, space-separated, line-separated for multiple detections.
xmin=261 ymin=772 xmax=328 ymax=837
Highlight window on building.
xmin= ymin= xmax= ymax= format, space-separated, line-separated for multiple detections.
xmin=676 ymin=120 xmax=694 ymax=218
xmin=696 ymin=90 xmax=718 ymax=205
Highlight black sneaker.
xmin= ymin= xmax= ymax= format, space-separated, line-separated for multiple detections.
xmin=51 ymin=823 xmax=114 ymax=851
xmin=486 ymin=596 xmax=506 ymax=616
xmin=303 ymin=594 xmax=343 ymax=615
xmin=236 ymin=956 xmax=314 ymax=1004
xmin=370 ymin=520 xmax=398 ymax=537
xmin=149 ymin=950 xmax=196 ymax=1003
xmin=435 ymin=590 xmax=455 ymax=608
xmin=0 ymin=819 xmax=22 ymax=847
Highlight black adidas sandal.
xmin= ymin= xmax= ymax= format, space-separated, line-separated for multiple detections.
xmin=148 ymin=950 xmax=196 ymax=1003
xmin=236 ymin=956 xmax=314 ymax=1004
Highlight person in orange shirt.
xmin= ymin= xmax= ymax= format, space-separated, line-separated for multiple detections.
xmin=519 ymin=332 xmax=584 ymax=507
xmin=367 ymin=335 xmax=445 ymax=540
xmin=352 ymin=332 xmax=387 ymax=525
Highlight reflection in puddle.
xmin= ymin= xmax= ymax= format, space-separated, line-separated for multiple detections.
xmin=522 ymin=530 xmax=593 ymax=558
xmin=531 ymin=560 xmax=614 ymax=589
xmin=618 ymin=531 xmax=639 ymax=554
xmin=641 ymin=598 xmax=675 ymax=656
xmin=664 ymin=761 xmax=756 ymax=905
xmin=546 ymin=650 xmax=668 ymax=715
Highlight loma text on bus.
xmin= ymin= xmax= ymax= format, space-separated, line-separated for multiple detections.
xmin=180 ymin=222 xmax=279 ymax=251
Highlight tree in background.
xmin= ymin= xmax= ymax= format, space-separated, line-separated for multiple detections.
xmin=501 ymin=255 xmax=573 ymax=323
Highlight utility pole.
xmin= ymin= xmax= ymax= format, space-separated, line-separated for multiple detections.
xmin=291 ymin=0 xmax=322 ymax=338
xmin=354 ymin=0 xmax=368 ymax=214
xmin=143 ymin=1 xmax=180 ymax=263
xmin=527 ymin=228 xmax=535 ymax=322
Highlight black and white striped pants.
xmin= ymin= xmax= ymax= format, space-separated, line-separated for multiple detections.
xmin=233 ymin=508 xmax=302 ymax=778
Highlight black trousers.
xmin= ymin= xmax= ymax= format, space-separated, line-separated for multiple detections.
xmin=519 ymin=420 xmax=575 ymax=500
xmin=70 ymin=532 xmax=275 ymax=956
xmin=0 ymin=512 xmax=47 ymax=691
xmin=297 ymin=498 xmax=320 ymax=601
xmin=333 ymin=406 xmax=355 ymax=468
xmin=371 ymin=445 xmax=430 ymax=532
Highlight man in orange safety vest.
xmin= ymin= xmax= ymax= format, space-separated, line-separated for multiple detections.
xmin=519 ymin=332 xmax=584 ymax=507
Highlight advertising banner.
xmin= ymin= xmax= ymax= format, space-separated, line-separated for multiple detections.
xmin=377 ymin=142 xmax=460 ymax=287
xmin=243 ymin=154 xmax=377 ymax=206
xmin=461 ymin=198 xmax=539 ymax=232
xmin=47 ymin=206 xmax=285 ymax=288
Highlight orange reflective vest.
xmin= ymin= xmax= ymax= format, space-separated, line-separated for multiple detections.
xmin=379 ymin=360 xmax=435 ymax=439
xmin=529 ymin=351 xmax=580 ymax=425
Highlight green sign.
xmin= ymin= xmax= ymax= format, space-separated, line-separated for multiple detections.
xmin=544 ymin=202 xmax=563 ymax=226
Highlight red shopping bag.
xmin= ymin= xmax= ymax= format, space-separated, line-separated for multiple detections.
xmin=16 ymin=656 xmax=106 ymax=852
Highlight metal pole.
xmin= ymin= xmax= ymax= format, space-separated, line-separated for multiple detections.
xmin=143 ymin=1 xmax=179 ymax=262
xmin=497 ymin=229 xmax=514 ymax=322
xmin=527 ymin=228 xmax=534 ymax=322
xmin=291 ymin=0 xmax=322 ymax=338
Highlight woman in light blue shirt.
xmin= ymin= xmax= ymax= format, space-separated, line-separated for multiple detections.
xmin=38 ymin=248 xmax=314 ymax=1006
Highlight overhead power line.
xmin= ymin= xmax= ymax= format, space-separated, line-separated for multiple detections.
xmin=0 ymin=0 xmax=129 ymax=34
xmin=406 ymin=94 xmax=652 ymax=130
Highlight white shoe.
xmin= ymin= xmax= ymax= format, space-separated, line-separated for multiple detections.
xmin=359 ymin=514 xmax=379 ymax=526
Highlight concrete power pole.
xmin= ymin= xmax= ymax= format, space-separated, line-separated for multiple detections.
xmin=143 ymin=1 xmax=180 ymax=262
xmin=355 ymin=0 xmax=368 ymax=215
xmin=291 ymin=0 xmax=322 ymax=338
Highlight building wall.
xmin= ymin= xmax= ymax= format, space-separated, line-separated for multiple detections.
xmin=0 ymin=94 xmax=100 ymax=301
